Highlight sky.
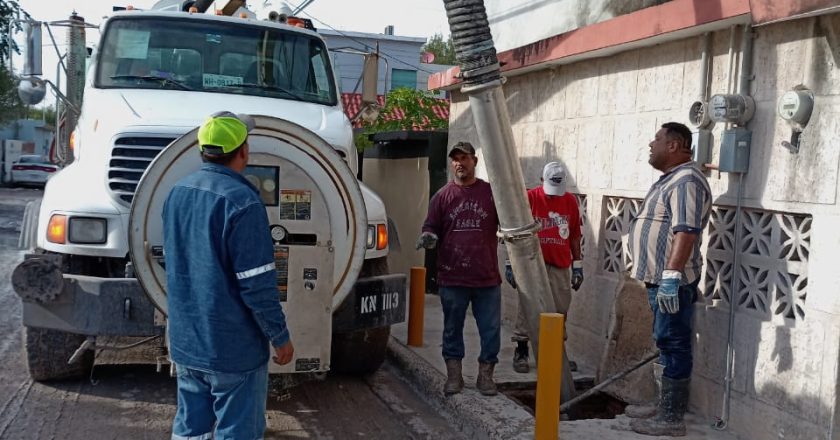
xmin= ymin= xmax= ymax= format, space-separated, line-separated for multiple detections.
xmin=13 ymin=0 xmax=451 ymax=106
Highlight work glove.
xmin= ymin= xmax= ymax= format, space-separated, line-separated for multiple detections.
xmin=504 ymin=260 xmax=517 ymax=289
xmin=571 ymin=260 xmax=584 ymax=291
xmin=657 ymin=270 xmax=682 ymax=314
xmin=415 ymin=231 xmax=438 ymax=250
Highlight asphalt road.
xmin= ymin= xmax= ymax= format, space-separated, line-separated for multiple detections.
xmin=0 ymin=187 xmax=465 ymax=440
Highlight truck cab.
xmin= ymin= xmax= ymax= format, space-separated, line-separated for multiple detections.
xmin=13 ymin=6 xmax=404 ymax=381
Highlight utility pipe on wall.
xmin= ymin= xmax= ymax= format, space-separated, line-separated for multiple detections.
xmin=440 ymin=0 xmax=567 ymax=397
xmin=715 ymin=24 xmax=754 ymax=432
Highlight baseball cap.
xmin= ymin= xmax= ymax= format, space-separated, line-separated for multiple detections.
xmin=197 ymin=111 xmax=256 ymax=154
xmin=542 ymin=162 xmax=567 ymax=196
xmin=448 ymin=141 xmax=476 ymax=158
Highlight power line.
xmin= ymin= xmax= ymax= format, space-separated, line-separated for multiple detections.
xmin=283 ymin=1 xmax=436 ymax=74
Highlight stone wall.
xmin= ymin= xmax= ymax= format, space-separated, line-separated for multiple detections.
xmin=447 ymin=14 xmax=840 ymax=440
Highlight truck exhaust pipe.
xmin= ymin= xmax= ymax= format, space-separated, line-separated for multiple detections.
xmin=442 ymin=0 xmax=575 ymax=399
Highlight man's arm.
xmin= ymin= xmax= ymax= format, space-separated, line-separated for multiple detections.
xmin=666 ymin=231 xmax=698 ymax=272
xmin=228 ymin=203 xmax=290 ymax=349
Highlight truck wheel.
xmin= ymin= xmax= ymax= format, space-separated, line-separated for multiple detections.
xmin=24 ymin=327 xmax=93 ymax=381
xmin=330 ymin=327 xmax=391 ymax=375
xmin=331 ymin=257 xmax=391 ymax=375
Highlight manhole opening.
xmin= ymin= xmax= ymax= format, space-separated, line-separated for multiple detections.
xmin=501 ymin=382 xmax=628 ymax=421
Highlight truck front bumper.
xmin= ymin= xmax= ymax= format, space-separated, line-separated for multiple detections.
xmin=13 ymin=257 xmax=161 ymax=336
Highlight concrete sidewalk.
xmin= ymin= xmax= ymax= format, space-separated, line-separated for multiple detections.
xmin=388 ymin=293 xmax=741 ymax=440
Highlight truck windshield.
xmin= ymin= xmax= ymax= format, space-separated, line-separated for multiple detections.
xmin=95 ymin=17 xmax=337 ymax=105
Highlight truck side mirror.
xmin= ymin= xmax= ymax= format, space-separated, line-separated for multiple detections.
xmin=361 ymin=53 xmax=379 ymax=106
xmin=22 ymin=21 xmax=43 ymax=77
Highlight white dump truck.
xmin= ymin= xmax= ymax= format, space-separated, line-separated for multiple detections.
xmin=12 ymin=0 xmax=405 ymax=381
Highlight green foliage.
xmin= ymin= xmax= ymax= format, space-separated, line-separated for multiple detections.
xmin=0 ymin=65 xmax=24 ymax=125
xmin=0 ymin=0 xmax=28 ymax=68
xmin=26 ymin=104 xmax=56 ymax=123
xmin=422 ymin=33 xmax=456 ymax=65
xmin=355 ymin=87 xmax=448 ymax=151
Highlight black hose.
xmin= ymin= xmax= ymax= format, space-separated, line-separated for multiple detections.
xmin=192 ymin=0 xmax=214 ymax=13
xmin=443 ymin=0 xmax=500 ymax=86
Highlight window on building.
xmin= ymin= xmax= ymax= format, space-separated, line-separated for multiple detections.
xmin=390 ymin=68 xmax=417 ymax=90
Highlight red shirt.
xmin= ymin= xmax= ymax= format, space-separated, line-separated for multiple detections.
xmin=527 ymin=186 xmax=581 ymax=269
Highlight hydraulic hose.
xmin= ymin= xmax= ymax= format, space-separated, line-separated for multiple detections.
xmin=442 ymin=0 xmax=574 ymax=401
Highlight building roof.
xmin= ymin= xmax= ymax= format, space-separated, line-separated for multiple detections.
xmin=319 ymin=28 xmax=427 ymax=44
xmin=341 ymin=93 xmax=449 ymax=129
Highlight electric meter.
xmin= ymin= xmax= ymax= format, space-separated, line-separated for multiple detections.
xmin=709 ymin=94 xmax=754 ymax=125
xmin=777 ymin=90 xmax=814 ymax=126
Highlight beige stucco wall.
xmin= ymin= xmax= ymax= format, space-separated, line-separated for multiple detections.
xmin=447 ymin=14 xmax=840 ymax=440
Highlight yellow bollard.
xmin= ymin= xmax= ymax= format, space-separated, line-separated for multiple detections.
xmin=407 ymin=267 xmax=426 ymax=347
xmin=535 ymin=313 xmax=565 ymax=440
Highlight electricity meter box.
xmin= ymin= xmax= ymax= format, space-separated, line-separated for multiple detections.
xmin=130 ymin=117 xmax=373 ymax=375
xmin=719 ymin=128 xmax=751 ymax=174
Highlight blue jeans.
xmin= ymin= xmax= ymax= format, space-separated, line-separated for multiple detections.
xmin=172 ymin=363 xmax=268 ymax=440
xmin=646 ymin=281 xmax=698 ymax=380
xmin=439 ymin=285 xmax=501 ymax=364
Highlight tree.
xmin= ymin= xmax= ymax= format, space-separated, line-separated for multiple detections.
xmin=0 ymin=65 xmax=24 ymax=123
xmin=0 ymin=1 xmax=29 ymax=125
xmin=354 ymin=87 xmax=449 ymax=151
xmin=0 ymin=0 xmax=28 ymax=67
xmin=422 ymin=33 xmax=456 ymax=65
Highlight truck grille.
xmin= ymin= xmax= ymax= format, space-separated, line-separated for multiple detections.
xmin=108 ymin=136 xmax=177 ymax=205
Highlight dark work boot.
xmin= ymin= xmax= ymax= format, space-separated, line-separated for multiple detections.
xmin=443 ymin=359 xmax=464 ymax=396
xmin=625 ymin=362 xmax=663 ymax=419
xmin=476 ymin=362 xmax=498 ymax=396
xmin=513 ymin=341 xmax=530 ymax=373
xmin=630 ymin=376 xmax=689 ymax=437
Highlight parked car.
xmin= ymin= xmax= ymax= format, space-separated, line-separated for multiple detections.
xmin=11 ymin=155 xmax=59 ymax=186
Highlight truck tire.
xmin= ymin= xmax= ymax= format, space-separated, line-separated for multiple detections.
xmin=24 ymin=327 xmax=93 ymax=381
xmin=330 ymin=257 xmax=391 ymax=375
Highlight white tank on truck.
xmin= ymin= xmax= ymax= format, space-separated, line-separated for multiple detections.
xmin=11 ymin=0 xmax=405 ymax=381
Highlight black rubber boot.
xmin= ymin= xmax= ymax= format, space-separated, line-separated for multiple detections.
xmin=513 ymin=341 xmax=529 ymax=373
xmin=625 ymin=362 xmax=663 ymax=419
xmin=630 ymin=376 xmax=689 ymax=436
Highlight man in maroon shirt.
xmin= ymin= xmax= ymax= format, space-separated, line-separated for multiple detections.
xmin=505 ymin=162 xmax=583 ymax=373
xmin=416 ymin=141 xmax=502 ymax=396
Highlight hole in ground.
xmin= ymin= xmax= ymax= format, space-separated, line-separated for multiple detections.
xmin=500 ymin=382 xmax=627 ymax=421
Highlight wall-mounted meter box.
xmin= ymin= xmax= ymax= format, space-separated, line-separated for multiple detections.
xmin=719 ymin=128 xmax=751 ymax=173
xmin=777 ymin=90 xmax=814 ymax=126
xmin=692 ymin=130 xmax=712 ymax=166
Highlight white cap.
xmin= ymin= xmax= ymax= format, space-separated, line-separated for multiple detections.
xmin=542 ymin=162 xmax=567 ymax=196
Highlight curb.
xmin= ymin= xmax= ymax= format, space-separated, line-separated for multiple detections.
xmin=387 ymin=336 xmax=535 ymax=440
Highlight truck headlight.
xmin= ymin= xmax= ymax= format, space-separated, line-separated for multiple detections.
xmin=68 ymin=217 xmax=107 ymax=244
xmin=366 ymin=224 xmax=388 ymax=250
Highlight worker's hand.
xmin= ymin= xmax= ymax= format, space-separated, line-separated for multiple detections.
xmin=571 ymin=260 xmax=584 ymax=291
xmin=504 ymin=261 xmax=517 ymax=289
xmin=656 ymin=270 xmax=682 ymax=314
xmin=272 ymin=340 xmax=295 ymax=366
xmin=415 ymin=232 xmax=438 ymax=250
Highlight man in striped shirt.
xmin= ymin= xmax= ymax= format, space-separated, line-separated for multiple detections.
xmin=628 ymin=122 xmax=711 ymax=437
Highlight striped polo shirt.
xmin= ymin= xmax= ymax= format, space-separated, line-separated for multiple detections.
xmin=628 ymin=161 xmax=712 ymax=285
